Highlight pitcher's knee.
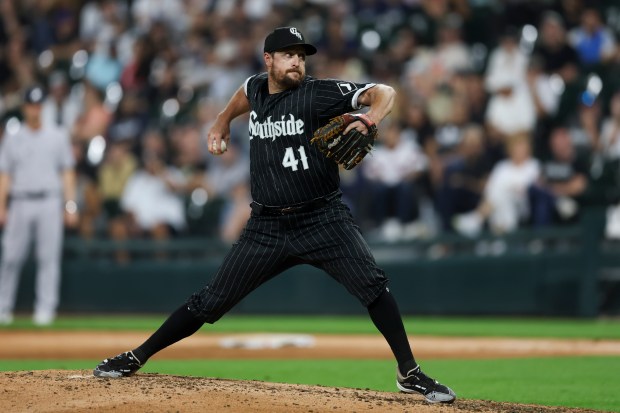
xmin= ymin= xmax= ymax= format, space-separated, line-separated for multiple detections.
xmin=186 ymin=286 xmax=237 ymax=324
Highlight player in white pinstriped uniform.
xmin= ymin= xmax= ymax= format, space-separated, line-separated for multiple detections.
xmin=93 ymin=27 xmax=455 ymax=404
xmin=0 ymin=86 xmax=78 ymax=326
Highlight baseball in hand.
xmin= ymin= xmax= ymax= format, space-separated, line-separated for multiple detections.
xmin=220 ymin=140 xmax=227 ymax=152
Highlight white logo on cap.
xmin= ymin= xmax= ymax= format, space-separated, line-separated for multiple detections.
xmin=290 ymin=27 xmax=302 ymax=41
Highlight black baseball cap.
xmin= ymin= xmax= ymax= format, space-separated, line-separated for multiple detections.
xmin=264 ymin=27 xmax=317 ymax=56
xmin=23 ymin=86 xmax=46 ymax=104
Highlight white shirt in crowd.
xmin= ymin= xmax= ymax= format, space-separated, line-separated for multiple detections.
xmin=120 ymin=168 xmax=187 ymax=231
xmin=362 ymin=137 xmax=427 ymax=186
xmin=485 ymin=45 xmax=528 ymax=92
xmin=599 ymin=118 xmax=620 ymax=160
xmin=485 ymin=83 xmax=536 ymax=136
xmin=485 ymin=158 xmax=540 ymax=232
xmin=41 ymin=96 xmax=81 ymax=130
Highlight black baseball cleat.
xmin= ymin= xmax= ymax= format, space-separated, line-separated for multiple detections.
xmin=93 ymin=351 xmax=143 ymax=378
xmin=397 ymin=365 xmax=456 ymax=404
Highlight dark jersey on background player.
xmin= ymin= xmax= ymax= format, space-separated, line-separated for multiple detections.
xmin=93 ymin=27 xmax=456 ymax=405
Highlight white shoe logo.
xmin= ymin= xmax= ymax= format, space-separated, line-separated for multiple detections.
xmin=290 ymin=27 xmax=302 ymax=40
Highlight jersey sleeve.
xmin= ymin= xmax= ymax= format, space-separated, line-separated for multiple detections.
xmin=313 ymin=79 xmax=376 ymax=123
xmin=244 ymin=73 xmax=268 ymax=98
xmin=243 ymin=75 xmax=254 ymax=97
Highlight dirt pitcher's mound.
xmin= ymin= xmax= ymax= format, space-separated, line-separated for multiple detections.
xmin=0 ymin=370 xmax=603 ymax=413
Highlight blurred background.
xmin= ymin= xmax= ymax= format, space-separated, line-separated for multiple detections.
xmin=2 ymin=0 xmax=620 ymax=317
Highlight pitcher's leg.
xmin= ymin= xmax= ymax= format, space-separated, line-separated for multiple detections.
xmin=367 ymin=288 xmax=415 ymax=370
xmin=187 ymin=220 xmax=291 ymax=324
xmin=94 ymin=216 xmax=291 ymax=377
xmin=291 ymin=203 xmax=455 ymax=403
xmin=133 ymin=224 xmax=291 ymax=363
xmin=291 ymin=206 xmax=411 ymax=363
xmin=132 ymin=304 xmax=203 ymax=363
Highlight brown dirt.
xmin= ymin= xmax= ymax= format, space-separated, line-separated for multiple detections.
xmin=1 ymin=331 xmax=619 ymax=360
xmin=1 ymin=331 xmax=618 ymax=412
xmin=0 ymin=370 xmax=606 ymax=413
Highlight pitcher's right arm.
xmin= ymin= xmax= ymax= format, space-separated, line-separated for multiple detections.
xmin=207 ymin=86 xmax=251 ymax=156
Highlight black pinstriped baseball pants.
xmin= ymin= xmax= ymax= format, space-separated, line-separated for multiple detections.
xmin=187 ymin=197 xmax=388 ymax=323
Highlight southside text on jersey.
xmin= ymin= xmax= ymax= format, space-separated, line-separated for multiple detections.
xmin=249 ymin=111 xmax=305 ymax=141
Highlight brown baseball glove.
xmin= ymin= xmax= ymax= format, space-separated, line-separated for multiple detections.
xmin=310 ymin=113 xmax=377 ymax=170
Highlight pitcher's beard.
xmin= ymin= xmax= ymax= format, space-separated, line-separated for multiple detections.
xmin=272 ymin=69 xmax=304 ymax=90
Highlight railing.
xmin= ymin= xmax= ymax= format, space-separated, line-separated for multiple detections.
xmin=9 ymin=206 xmax=618 ymax=316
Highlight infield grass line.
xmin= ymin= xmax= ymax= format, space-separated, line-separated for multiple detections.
xmin=1 ymin=315 xmax=620 ymax=339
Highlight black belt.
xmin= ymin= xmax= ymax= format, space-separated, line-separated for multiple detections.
xmin=11 ymin=191 xmax=56 ymax=200
xmin=251 ymin=191 xmax=340 ymax=216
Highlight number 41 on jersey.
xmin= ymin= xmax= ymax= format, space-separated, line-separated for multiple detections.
xmin=282 ymin=146 xmax=309 ymax=171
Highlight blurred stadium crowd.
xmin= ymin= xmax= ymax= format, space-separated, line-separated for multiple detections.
xmin=2 ymin=0 xmax=620 ymax=244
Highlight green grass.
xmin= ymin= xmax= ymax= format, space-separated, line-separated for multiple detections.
xmin=2 ymin=315 xmax=620 ymax=339
xmin=0 ymin=357 xmax=618 ymax=412
xmin=3 ymin=315 xmax=618 ymax=410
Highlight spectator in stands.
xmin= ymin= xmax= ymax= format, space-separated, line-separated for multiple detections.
xmin=140 ymin=128 xmax=169 ymax=162
xmin=170 ymin=125 xmax=208 ymax=198
xmin=131 ymin=0 xmax=188 ymax=34
xmin=71 ymin=83 xmax=113 ymax=143
xmin=485 ymin=27 xmax=528 ymax=95
xmin=204 ymin=142 xmax=250 ymax=243
xmin=400 ymin=99 xmax=439 ymax=206
xmin=85 ymin=41 xmax=123 ymax=91
xmin=70 ymin=139 xmax=101 ymax=239
xmin=113 ymin=151 xmax=187 ymax=244
xmin=2 ymin=0 xmax=619 ymax=245
xmin=431 ymin=93 xmax=470 ymax=164
xmin=405 ymin=14 xmax=471 ymax=99
xmin=41 ymin=71 xmax=81 ymax=129
xmin=555 ymin=0 xmax=583 ymax=30
xmin=577 ymin=97 xmax=603 ymax=152
xmin=385 ymin=27 xmax=419 ymax=76
xmin=120 ymin=35 xmax=156 ymax=93
xmin=2 ymin=30 xmax=36 ymax=104
xmin=568 ymin=7 xmax=616 ymax=67
xmin=451 ymin=69 xmax=488 ymax=125
xmin=529 ymin=127 xmax=588 ymax=227
xmin=485 ymin=69 xmax=536 ymax=162
xmin=424 ymin=88 xmax=473 ymax=211
xmin=485 ymin=25 xmax=536 ymax=146
xmin=106 ymin=91 xmax=148 ymax=151
xmin=534 ymin=12 xmax=580 ymax=78
xmin=599 ymin=90 xmax=620 ymax=160
xmin=433 ymin=15 xmax=472 ymax=80
xmin=436 ymin=124 xmax=491 ymax=232
xmin=454 ymin=133 xmax=540 ymax=237
xmin=526 ymin=56 xmax=562 ymax=158
xmin=362 ymin=121 xmax=427 ymax=240
xmin=99 ymin=137 xmax=138 ymax=239
xmin=48 ymin=5 xmax=81 ymax=67
xmin=79 ymin=0 xmax=130 ymax=55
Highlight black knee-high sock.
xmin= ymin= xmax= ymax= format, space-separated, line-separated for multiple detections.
xmin=367 ymin=289 xmax=417 ymax=374
xmin=132 ymin=304 xmax=204 ymax=363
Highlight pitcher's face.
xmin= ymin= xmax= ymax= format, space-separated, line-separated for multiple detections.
xmin=266 ymin=46 xmax=307 ymax=90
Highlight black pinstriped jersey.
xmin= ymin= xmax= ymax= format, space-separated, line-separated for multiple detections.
xmin=244 ymin=73 xmax=375 ymax=206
